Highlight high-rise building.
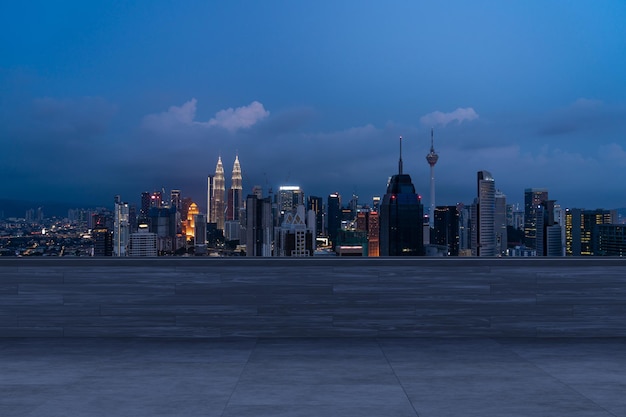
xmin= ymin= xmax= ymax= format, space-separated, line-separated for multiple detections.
xmin=140 ymin=191 xmax=151 ymax=223
xmin=246 ymin=194 xmax=273 ymax=256
xmin=367 ymin=210 xmax=380 ymax=257
xmin=227 ymin=155 xmax=243 ymax=221
xmin=474 ymin=171 xmax=496 ymax=256
xmin=207 ymin=175 xmax=215 ymax=223
xmin=113 ymin=195 xmax=130 ymax=257
xmin=129 ymin=225 xmax=157 ymax=257
xmin=433 ymin=206 xmax=459 ymax=256
xmin=566 ymin=208 xmax=616 ymax=256
xmin=307 ymin=196 xmax=324 ymax=236
xmin=379 ymin=137 xmax=424 ymax=256
xmin=214 ymin=157 xmax=226 ymax=231
xmin=278 ymin=186 xmax=305 ymax=217
xmin=594 ymin=224 xmax=626 ymax=256
xmin=494 ymin=190 xmax=507 ymax=256
xmin=185 ymin=203 xmax=200 ymax=242
xmin=194 ymin=213 xmax=207 ymax=246
xmin=524 ymin=188 xmax=549 ymax=249
xmin=170 ymin=190 xmax=181 ymax=213
xmin=274 ymin=204 xmax=316 ymax=256
xmin=425 ymin=128 xmax=439 ymax=228
xmin=327 ymin=193 xmax=342 ymax=248
xmin=92 ymin=219 xmax=113 ymax=256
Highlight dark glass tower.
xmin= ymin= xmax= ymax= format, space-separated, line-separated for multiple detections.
xmin=327 ymin=193 xmax=341 ymax=248
xmin=379 ymin=137 xmax=424 ymax=256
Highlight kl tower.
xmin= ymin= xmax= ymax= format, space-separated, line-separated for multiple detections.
xmin=425 ymin=128 xmax=439 ymax=228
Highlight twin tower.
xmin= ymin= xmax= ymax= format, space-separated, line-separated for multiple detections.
xmin=207 ymin=155 xmax=242 ymax=234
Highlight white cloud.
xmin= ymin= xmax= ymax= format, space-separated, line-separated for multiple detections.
xmin=420 ymin=107 xmax=479 ymax=127
xmin=206 ymin=101 xmax=269 ymax=132
xmin=141 ymin=99 xmax=269 ymax=132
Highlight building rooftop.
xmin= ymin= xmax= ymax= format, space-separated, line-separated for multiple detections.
xmin=2 ymin=337 xmax=625 ymax=416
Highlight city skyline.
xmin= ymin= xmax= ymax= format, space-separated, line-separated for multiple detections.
xmin=2 ymin=2 xmax=626 ymax=210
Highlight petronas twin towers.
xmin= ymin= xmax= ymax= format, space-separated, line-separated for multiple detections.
xmin=207 ymin=155 xmax=242 ymax=231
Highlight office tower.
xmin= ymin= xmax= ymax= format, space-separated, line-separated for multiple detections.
xmin=194 ymin=213 xmax=207 ymax=245
xmin=128 ymin=205 xmax=137 ymax=233
xmin=140 ymin=192 xmax=151 ymax=223
xmin=474 ymin=171 xmax=496 ymax=256
xmin=379 ymin=137 xmax=424 ymax=256
xmin=246 ymin=194 xmax=274 ymax=256
xmin=372 ymin=196 xmax=381 ymax=213
xmin=566 ymin=208 xmax=616 ymax=255
xmin=129 ymin=225 xmax=157 ymax=257
xmin=495 ymin=191 xmax=507 ymax=256
xmin=536 ymin=199 xmax=563 ymax=256
xmin=227 ymin=155 xmax=243 ymax=221
xmin=92 ymin=216 xmax=113 ymax=256
xmin=595 ymin=224 xmax=626 ymax=256
xmin=524 ymin=188 xmax=549 ymax=249
xmin=367 ymin=210 xmax=380 ymax=257
xmin=207 ymin=175 xmax=215 ymax=223
xmin=278 ymin=186 xmax=305 ymax=217
xmin=170 ymin=190 xmax=181 ymax=213
xmin=307 ymin=196 xmax=324 ymax=236
xmin=150 ymin=191 xmax=163 ymax=209
xmin=113 ymin=195 xmax=130 ymax=257
xmin=425 ymin=128 xmax=439 ymax=228
xmin=274 ymin=205 xmax=316 ymax=256
xmin=433 ymin=206 xmax=459 ymax=256
xmin=349 ymin=193 xmax=359 ymax=218
xmin=148 ymin=206 xmax=178 ymax=254
xmin=214 ymin=156 xmax=226 ymax=231
xmin=327 ymin=193 xmax=341 ymax=248
xmin=458 ymin=203 xmax=472 ymax=255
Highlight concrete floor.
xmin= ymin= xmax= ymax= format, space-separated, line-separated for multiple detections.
xmin=1 ymin=338 xmax=625 ymax=417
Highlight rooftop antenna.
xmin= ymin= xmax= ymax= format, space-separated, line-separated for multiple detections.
xmin=398 ymin=136 xmax=403 ymax=174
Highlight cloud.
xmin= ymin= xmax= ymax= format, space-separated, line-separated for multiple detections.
xmin=420 ymin=107 xmax=479 ymax=127
xmin=141 ymin=99 xmax=269 ymax=132
xmin=206 ymin=101 xmax=269 ymax=131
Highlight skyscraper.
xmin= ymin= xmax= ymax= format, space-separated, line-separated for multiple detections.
xmin=379 ymin=137 xmax=424 ymax=256
xmin=425 ymin=128 xmax=439 ymax=228
xmin=227 ymin=155 xmax=243 ymax=221
xmin=327 ymin=193 xmax=341 ymax=248
xmin=214 ymin=157 xmax=226 ymax=231
xmin=307 ymin=196 xmax=324 ymax=236
xmin=246 ymin=193 xmax=273 ymax=256
xmin=207 ymin=175 xmax=214 ymax=223
xmin=113 ymin=195 xmax=130 ymax=257
xmin=524 ymin=188 xmax=548 ymax=249
xmin=433 ymin=206 xmax=459 ymax=256
xmin=565 ymin=208 xmax=616 ymax=256
xmin=475 ymin=171 xmax=496 ymax=257
xmin=495 ymin=190 xmax=507 ymax=256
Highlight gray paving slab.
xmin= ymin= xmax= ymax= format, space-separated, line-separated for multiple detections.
xmin=0 ymin=338 xmax=625 ymax=417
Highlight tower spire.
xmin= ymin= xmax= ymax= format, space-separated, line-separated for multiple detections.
xmin=426 ymin=128 xmax=439 ymax=228
xmin=398 ymin=136 xmax=403 ymax=175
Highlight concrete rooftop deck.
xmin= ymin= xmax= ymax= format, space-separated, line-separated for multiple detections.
xmin=2 ymin=337 xmax=626 ymax=417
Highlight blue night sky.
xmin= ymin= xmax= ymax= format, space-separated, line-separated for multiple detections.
xmin=2 ymin=1 xmax=626 ymax=212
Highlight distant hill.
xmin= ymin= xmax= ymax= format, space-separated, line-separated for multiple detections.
xmin=0 ymin=199 xmax=108 ymax=219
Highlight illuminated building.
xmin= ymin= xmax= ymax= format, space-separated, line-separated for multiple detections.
xmin=129 ymin=225 xmax=157 ymax=257
xmin=214 ymin=157 xmax=226 ymax=231
xmin=524 ymin=188 xmax=549 ymax=249
xmin=379 ymin=137 xmax=424 ymax=256
xmin=170 ymin=190 xmax=181 ymax=213
xmin=274 ymin=205 xmax=316 ymax=256
xmin=425 ymin=128 xmax=439 ymax=228
xmin=113 ymin=195 xmax=129 ymax=257
xmin=565 ymin=208 xmax=616 ymax=256
xmin=185 ymin=202 xmax=199 ymax=242
xmin=367 ymin=210 xmax=380 ymax=257
xmin=278 ymin=186 xmax=305 ymax=216
xmin=227 ymin=155 xmax=243 ymax=221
